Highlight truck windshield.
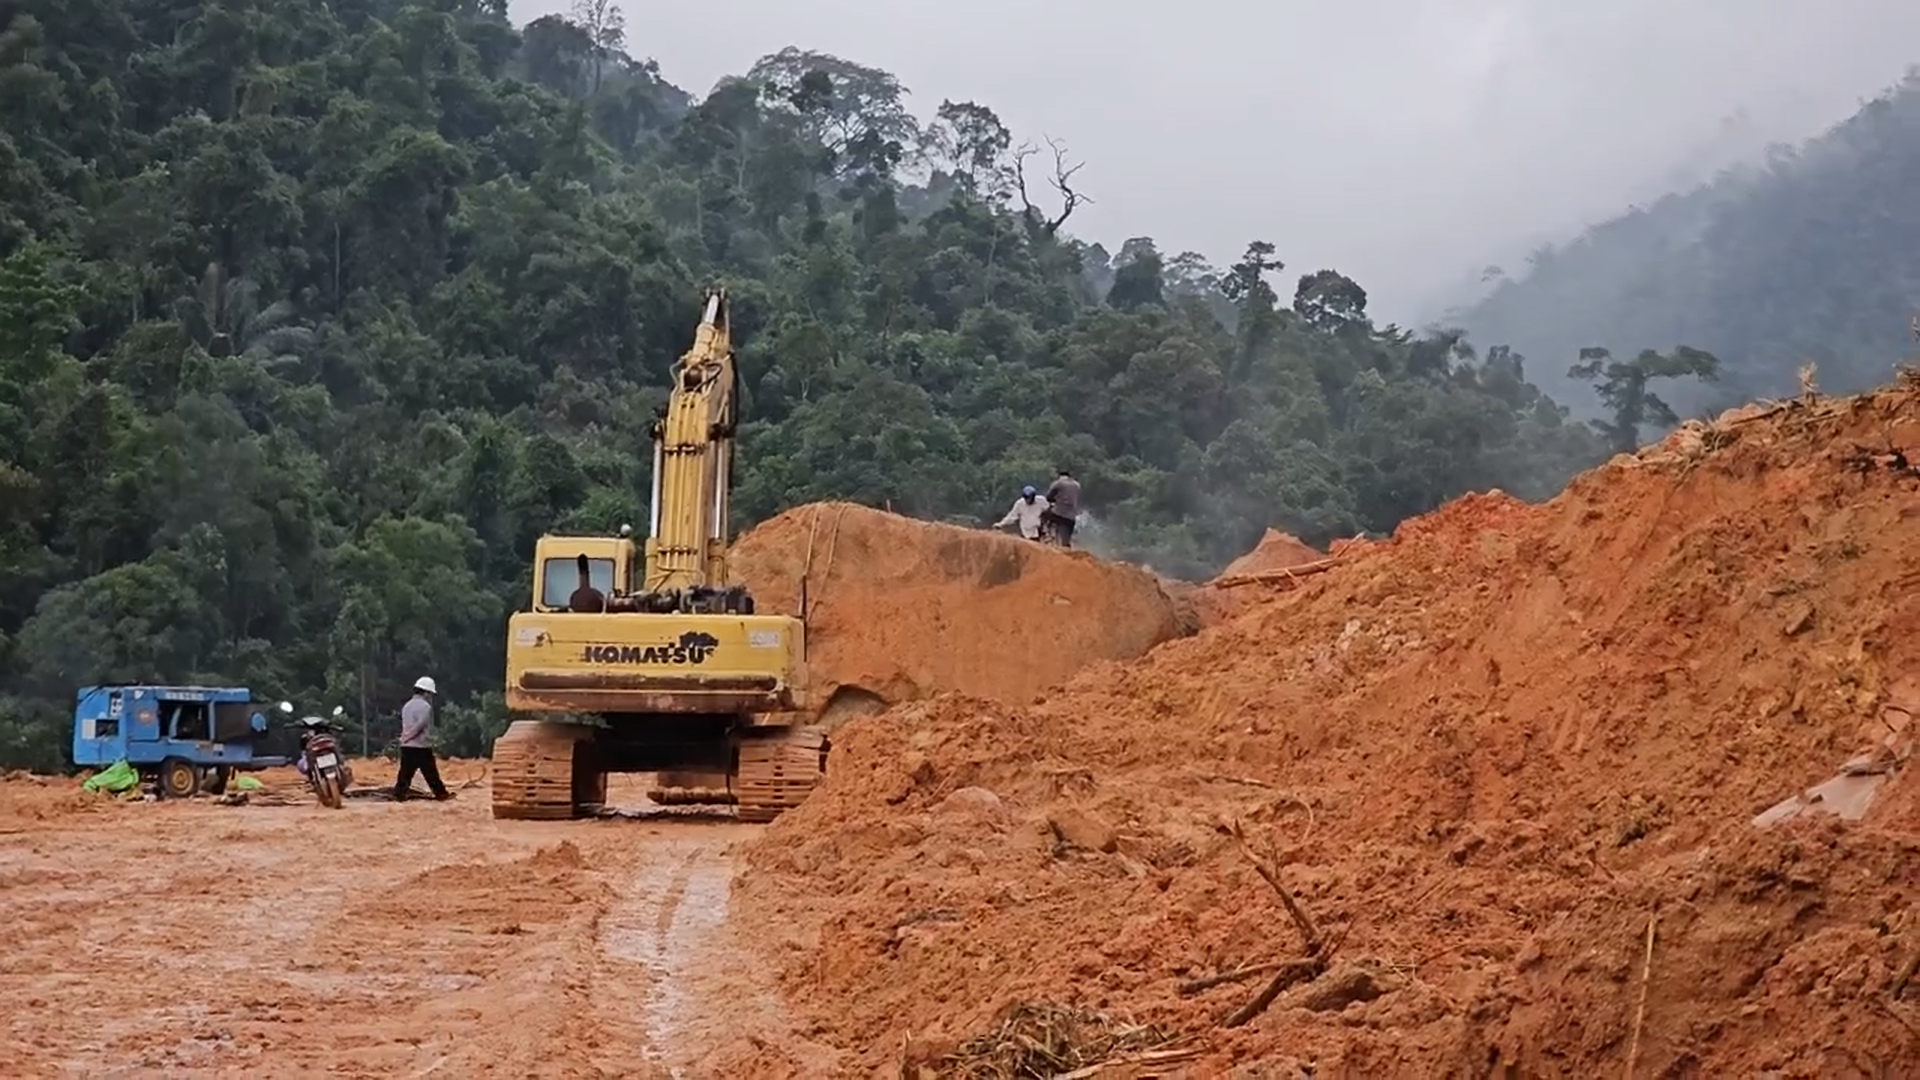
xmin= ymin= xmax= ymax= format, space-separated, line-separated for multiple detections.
xmin=542 ymin=557 xmax=616 ymax=609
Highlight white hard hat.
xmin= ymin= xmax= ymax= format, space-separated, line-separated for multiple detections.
xmin=413 ymin=676 xmax=438 ymax=695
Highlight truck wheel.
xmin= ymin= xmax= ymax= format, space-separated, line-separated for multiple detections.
xmin=201 ymin=766 xmax=232 ymax=795
xmin=160 ymin=758 xmax=202 ymax=799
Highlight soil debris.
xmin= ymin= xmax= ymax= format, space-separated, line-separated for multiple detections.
xmin=902 ymin=1000 xmax=1187 ymax=1080
xmin=734 ymin=378 xmax=1920 ymax=1077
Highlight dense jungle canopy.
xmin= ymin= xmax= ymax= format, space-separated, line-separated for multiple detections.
xmin=0 ymin=0 xmax=1749 ymax=764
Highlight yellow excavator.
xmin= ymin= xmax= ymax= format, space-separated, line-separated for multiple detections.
xmin=489 ymin=287 xmax=826 ymax=822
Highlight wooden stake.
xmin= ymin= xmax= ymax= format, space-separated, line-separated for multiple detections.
xmin=1624 ymin=908 xmax=1658 ymax=1079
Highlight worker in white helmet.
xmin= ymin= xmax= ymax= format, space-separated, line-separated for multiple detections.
xmin=393 ymin=676 xmax=452 ymax=801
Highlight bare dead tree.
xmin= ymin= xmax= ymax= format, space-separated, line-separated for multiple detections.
xmin=1012 ymin=135 xmax=1091 ymax=239
xmin=569 ymin=0 xmax=625 ymax=93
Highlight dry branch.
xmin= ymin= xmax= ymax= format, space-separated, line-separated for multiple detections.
xmin=1177 ymin=958 xmax=1316 ymax=996
xmin=1222 ymin=967 xmax=1314 ymax=1029
xmin=1211 ymin=558 xmax=1345 ymax=589
xmin=1052 ymin=1047 xmax=1205 ymax=1078
xmin=1217 ymin=819 xmax=1334 ymax=1028
xmin=1195 ymin=772 xmax=1275 ymax=789
xmin=1230 ymin=819 xmax=1325 ymax=955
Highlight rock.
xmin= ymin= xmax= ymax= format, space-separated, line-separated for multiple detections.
xmin=1783 ymin=601 xmax=1815 ymax=637
xmin=936 ymin=786 xmax=1007 ymax=827
xmin=1299 ymin=964 xmax=1386 ymax=1012
xmin=1047 ymin=807 xmax=1118 ymax=853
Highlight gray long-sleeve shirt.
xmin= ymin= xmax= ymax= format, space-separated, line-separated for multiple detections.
xmin=1046 ymin=475 xmax=1081 ymax=517
xmin=399 ymin=695 xmax=434 ymax=748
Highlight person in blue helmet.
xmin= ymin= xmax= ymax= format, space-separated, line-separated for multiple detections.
xmin=993 ymin=484 xmax=1051 ymax=540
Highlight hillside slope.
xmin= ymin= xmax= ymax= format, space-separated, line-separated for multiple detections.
xmin=0 ymin=0 xmax=1608 ymax=767
xmin=1451 ymin=72 xmax=1920 ymax=417
xmin=732 ymin=375 xmax=1920 ymax=1076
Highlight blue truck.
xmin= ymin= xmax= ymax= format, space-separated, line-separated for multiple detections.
xmin=72 ymin=685 xmax=293 ymax=798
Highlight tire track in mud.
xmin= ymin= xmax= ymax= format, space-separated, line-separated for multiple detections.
xmin=595 ymin=825 xmax=818 ymax=1077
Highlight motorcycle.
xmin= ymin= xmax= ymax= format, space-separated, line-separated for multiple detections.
xmin=989 ymin=514 xmax=1066 ymax=547
xmin=282 ymin=702 xmax=353 ymax=809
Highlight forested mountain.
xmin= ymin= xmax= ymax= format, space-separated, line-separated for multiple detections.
xmin=0 ymin=0 xmax=1613 ymax=767
xmin=1449 ymin=70 xmax=1920 ymax=417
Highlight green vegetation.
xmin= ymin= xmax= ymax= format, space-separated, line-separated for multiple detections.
xmin=1569 ymin=346 xmax=1722 ymax=455
xmin=0 ymin=0 xmax=1621 ymax=766
xmin=1453 ymin=71 xmax=1920 ymax=417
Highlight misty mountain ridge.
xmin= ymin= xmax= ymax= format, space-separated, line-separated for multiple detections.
xmin=1441 ymin=66 xmax=1920 ymax=418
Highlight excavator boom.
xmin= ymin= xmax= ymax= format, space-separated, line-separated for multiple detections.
xmin=490 ymin=287 xmax=824 ymax=823
xmin=647 ymin=289 xmax=738 ymax=597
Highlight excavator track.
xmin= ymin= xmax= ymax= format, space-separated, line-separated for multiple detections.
xmin=490 ymin=719 xmax=606 ymax=820
xmin=730 ymin=724 xmax=828 ymax=823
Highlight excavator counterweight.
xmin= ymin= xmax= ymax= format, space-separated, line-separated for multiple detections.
xmin=490 ymin=288 xmax=827 ymax=822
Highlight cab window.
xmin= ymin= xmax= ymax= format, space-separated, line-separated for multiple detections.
xmin=542 ymin=557 xmax=616 ymax=609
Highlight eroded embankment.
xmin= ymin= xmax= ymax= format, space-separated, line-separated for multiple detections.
xmin=731 ymin=381 xmax=1920 ymax=1077
xmin=731 ymin=502 xmax=1196 ymax=726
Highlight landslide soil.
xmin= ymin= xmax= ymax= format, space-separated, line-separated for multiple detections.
xmin=1194 ymin=527 xmax=1327 ymax=626
xmin=736 ymin=383 xmax=1920 ymax=1077
xmin=731 ymin=502 xmax=1196 ymax=721
xmin=0 ymin=764 xmax=825 ymax=1078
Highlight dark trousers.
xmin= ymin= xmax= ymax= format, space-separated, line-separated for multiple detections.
xmin=1044 ymin=510 xmax=1076 ymax=547
xmin=394 ymin=746 xmax=449 ymax=800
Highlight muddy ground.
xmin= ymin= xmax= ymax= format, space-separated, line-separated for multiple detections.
xmin=0 ymin=765 xmax=826 ymax=1079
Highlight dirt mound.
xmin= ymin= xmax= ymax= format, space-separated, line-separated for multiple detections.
xmin=733 ymin=381 xmax=1920 ymax=1076
xmin=1218 ymin=528 xmax=1321 ymax=578
xmin=354 ymin=840 xmax=607 ymax=932
xmin=1192 ymin=529 xmax=1332 ymax=627
xmin=0 ymin=773 xmax=121 ymax=824
xmin=730 ymin=502 xmax=1196 ymax=724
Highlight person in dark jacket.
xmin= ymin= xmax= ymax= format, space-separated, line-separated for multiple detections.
xmin=1043 ymin=469 xmax=1081 ymax=548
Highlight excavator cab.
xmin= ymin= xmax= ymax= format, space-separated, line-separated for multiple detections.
xmin=530 ymin=535 xmax=632 ymax=612
xmin=492 ymin=287 xmax=825 ymax=823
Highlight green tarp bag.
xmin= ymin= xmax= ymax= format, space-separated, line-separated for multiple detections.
xmin=82 ymin=760 xmax=140 ymax=794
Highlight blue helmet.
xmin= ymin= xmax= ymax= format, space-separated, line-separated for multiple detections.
xmin=1022 ymin=485 xmax=1036 ymax=497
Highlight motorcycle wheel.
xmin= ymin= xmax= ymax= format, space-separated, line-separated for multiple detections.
xmin=314 ymin=768 xmax=344 ymax=809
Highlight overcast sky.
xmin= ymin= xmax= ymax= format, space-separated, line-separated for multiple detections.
xmin=510 ymin=0 xmax=1920 ymax=323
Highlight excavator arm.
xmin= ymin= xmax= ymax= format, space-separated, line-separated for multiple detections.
xmin=644 ymin=288 xmax=742 ymax=603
